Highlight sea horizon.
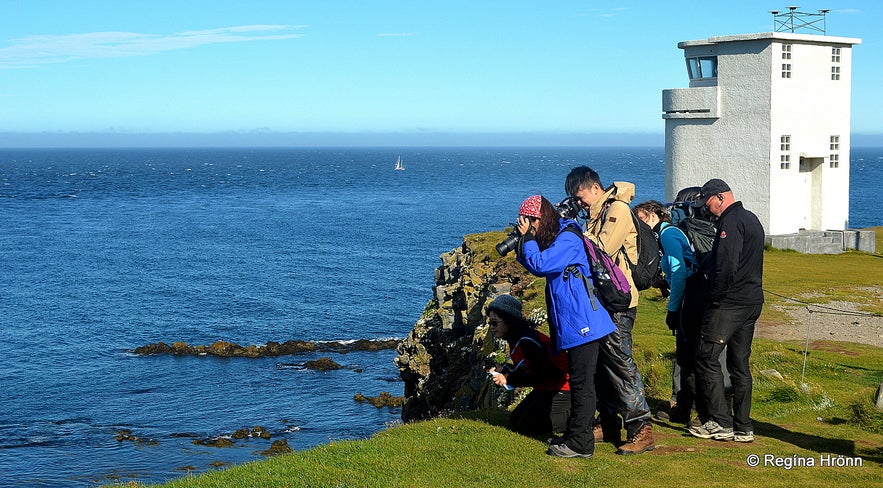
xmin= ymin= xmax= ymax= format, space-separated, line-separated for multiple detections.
xmin=2 ymin=131 xmax=883 ymax=148
xmin=0 ymin=146 xmax=879 ymax=486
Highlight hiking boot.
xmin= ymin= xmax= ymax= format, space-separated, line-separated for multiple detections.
xmin=615 ymin=423 xmax=656 ymax=455
xmin=734 ymin=431 xmax=755 ymax=443
xmin=655 ymin=404 xmax=691 ymax=424
xmin=546 ymin=443 xmax=593 ymax=459
xmin=688 ymin=420 xmax=734 ymax=440
xmin=593 ymin=423 xmax=621 ymax=445
xmin=654 ymin=409 xmax=671 ymax=421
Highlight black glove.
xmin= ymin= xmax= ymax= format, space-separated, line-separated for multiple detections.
xmin=516 ymin=231 xmax=534 ymax=257
xmin=665 ymin=310 xmax=680 ymax=331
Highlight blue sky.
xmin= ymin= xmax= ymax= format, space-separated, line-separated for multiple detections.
xmin=1 ymin=1 xmax=880 ymax=146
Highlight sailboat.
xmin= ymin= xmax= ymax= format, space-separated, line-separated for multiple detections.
xmin=394 ymin=155 xmax=405 ymax=171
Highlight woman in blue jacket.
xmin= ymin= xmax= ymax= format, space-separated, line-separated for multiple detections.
xmin=514 ymin=195 xmax=616 ymax=459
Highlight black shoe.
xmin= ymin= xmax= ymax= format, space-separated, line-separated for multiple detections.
xmin=655 ymin=406 xmax=691 ymax=423
xmin=546 ymin=436 xmax=565 ymax=446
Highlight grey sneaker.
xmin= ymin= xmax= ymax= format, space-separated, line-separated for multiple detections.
xmin=734 ymin=431 xmax=755 ymax=443
xmin=688 ymin=420 xmax=734 ymax=440
xmin=546 ymin=443 xmax=594 ymax=458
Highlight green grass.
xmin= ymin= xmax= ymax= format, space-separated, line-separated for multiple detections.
xmin=143 ymin=229 xmax=882 ymax=487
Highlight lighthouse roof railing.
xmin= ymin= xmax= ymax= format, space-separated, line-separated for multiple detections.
xmin=678 ymin=32 xmax=861 ymax=49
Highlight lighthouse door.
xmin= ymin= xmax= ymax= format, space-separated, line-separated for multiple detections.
xmin=798 ymin=157 xmax=824 ymax=230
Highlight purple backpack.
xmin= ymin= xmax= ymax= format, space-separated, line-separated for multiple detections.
xmin=562 ymin=226 xmax=632 ymax=313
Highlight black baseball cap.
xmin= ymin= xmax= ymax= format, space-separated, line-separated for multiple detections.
xmin=694 ymin=179 xmax=731 ymax=206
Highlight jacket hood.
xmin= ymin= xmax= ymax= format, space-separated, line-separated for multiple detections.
xmin=608 ymin=181 xmax=635 ymax=203
xmin=589 ymin=181 xmax=636 ymax=217
xmin=558 ymin=217 xmax=582 ymax=232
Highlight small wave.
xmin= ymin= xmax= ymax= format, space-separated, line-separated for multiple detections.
xmin=0 ymin=436 xmax=54 ymax=449
xmin=274 ymin=363 xmax=307 ymax=371
xmin=315 ymin=337 xmax=403 ymax=345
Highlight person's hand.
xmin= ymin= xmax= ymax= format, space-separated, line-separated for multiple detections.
xmin=666 ymin=310 xmax=680 ymax=331
xmin=488 ymin=370 xmax=508 ymax=387
xmin=516 ymin=216 xmax=532 ymax=236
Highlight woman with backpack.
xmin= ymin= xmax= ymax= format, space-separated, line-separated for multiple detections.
xmin=634 ymin=200 xmax=728 ymax=426
xmin=513 ymin=195 xmax=616 ymax=458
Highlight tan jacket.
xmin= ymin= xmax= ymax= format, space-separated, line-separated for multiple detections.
xmin=584 ymin=182 xmax=639 ymax=308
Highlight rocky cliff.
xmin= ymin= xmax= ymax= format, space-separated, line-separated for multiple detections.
xmin=394 ymin=231 xmax=548 ymax=421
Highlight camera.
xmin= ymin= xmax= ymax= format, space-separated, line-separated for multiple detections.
xmin=495 ymin=225 xmax=520 ymax=256
xmin=555 ymin=196 xmax=583 ymax=220
xmin=495 ymin=197 xmax=584 ymax=257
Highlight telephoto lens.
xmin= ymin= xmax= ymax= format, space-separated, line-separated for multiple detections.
xmin=495 ymin=231 xmax=520 ymax=256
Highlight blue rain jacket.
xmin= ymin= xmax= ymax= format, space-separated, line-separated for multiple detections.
xmin=517 ymin=218 xmax=616 ymax=353
xmin=658 ymin=221 xmax=695 ymax=312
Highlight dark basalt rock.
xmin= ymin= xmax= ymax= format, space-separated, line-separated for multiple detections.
xmin=193 ymin=437 xmax=235 ymax=448
xmin=354 ymin=391 xmax=404 ymax=408
xmin=261 ymin=439 xmax=292 ymax=456
xmin=304 ymin=357 xmax=343 ymax=370
xmin=230 ymin=426 xmax=272 ymax=440
xmin=394 ymin=232 xmax=535 ymax=422
xmin=115 ymin=429 xmax=158 ymax=446
xmin=132 ymin=338 xmax=400 ymax=358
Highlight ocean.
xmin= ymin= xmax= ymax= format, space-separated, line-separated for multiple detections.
xmin=0 ymin=147 xmax=879 ymax=486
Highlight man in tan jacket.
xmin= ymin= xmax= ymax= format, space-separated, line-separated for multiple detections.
xmin=565 ymin=166 xmax=655 ymax=455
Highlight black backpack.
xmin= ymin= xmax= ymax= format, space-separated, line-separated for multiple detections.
xmin=627 ymin=210 xmax=663 ymax=291
xmin=600 ymin=200 xmax=662 ymax=291
xmin=669 ymin=186 xmax=718 ymax=272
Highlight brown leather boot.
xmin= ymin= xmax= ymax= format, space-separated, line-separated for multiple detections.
xmin=592 ymin=423 xmax=621 ymax=445
xmin=615 ymin=423 xmax=655 ymax=455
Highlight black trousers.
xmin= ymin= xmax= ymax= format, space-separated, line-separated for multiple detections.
xmin=510 ymin=389 xmax=571 ymax=436
xmin=596 ymin=307 xmax=652 ymax=438
xmin=676 ymin=274 xmax=730 ymax=419
xmin=561 ymin=339 xmax=600 ymax=454
xmin=696 ymin=303 xmax=762 ymax=431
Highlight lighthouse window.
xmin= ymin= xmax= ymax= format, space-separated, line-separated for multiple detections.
xmin=780 ymin=155 xmax=791 ymax=170
xmin=831 ymin=47 xmax=841 ymax=62
xmin=782 ymin=64 xmax=791 ymax=78
xmin=829 ymin=154 xmax=839 ymax=168
xmin=782 ymin=44 xmax=792 ymax=60
xmin=830 ymin=135 xmax=840 ymax=150
xmin=831 ymin=66 xmax=840 ymax=80
xmin=780 ymin=135 xmax=791 ymax=151
xmin=686 ymin=56 xmax=717 ymax=80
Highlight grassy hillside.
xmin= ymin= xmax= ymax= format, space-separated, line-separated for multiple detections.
xmin=144 ymin=228 xmax=883 ymax=487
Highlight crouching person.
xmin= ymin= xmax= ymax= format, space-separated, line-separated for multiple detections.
xmin=486 ymin=294 xmax=570 ymax=437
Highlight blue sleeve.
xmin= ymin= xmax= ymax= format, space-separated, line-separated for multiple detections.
xmin=517 ymin=231 xmax=585 ymax=276
xmin=659 ymin=226 xmax=688 ymax=312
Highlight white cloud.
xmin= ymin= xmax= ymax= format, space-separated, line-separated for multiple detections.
xmin=0 ymin=25 xmax=307 ymax=68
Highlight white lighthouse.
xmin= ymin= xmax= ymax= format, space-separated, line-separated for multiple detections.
xmin=662 ymin=9 xmax=871 ymax=252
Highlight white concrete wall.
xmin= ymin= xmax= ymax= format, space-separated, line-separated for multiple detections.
xmin=770 ymin=38 xmax=853 ymax=233
xmin=665 ymin=39 xmax=772 ymax=232
xmin=665 ymin=33 xmax=859 ymax=235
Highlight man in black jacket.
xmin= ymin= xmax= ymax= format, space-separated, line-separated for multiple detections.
xmin=688 ymin=179 xmax=764 ymax=443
